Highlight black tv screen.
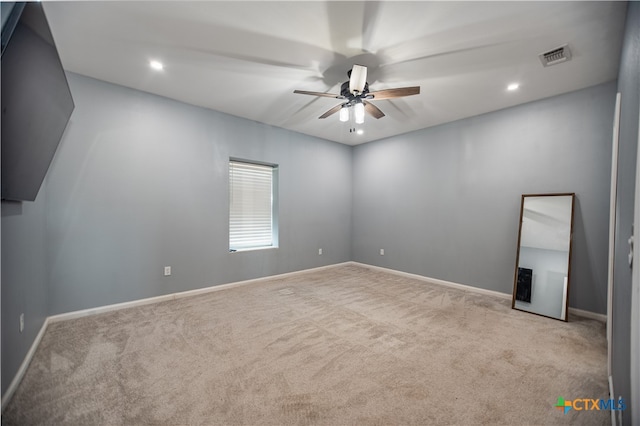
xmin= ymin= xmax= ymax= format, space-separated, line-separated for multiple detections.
xmin=1 ymin=2 xmax=74 ymax=201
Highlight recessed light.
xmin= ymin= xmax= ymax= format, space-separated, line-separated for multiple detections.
xmin=356 ymin=129 xmax=364 ymax=135
xmin=149 ymin=60 xmax=164 ymax=71
xmin=507 ymin=83 xmax=520 ymax=91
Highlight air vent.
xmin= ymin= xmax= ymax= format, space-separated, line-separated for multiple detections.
xmin=539 ymin=44 xmax=572 ymax=67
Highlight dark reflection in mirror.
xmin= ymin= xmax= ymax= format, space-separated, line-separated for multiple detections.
xmin=512 ymin=193 xmax=575 ymax=321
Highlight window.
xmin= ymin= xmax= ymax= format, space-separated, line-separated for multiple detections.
xmin=229 ymin=160 xmax=278 ymax=251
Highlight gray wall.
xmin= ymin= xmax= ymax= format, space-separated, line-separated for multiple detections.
xmin=45 ymin=73 xmax=352 ymax=314
xmin=0 ymin=0 xmax=50 ymax=383
xmin=352 ymin=81 xmax=616 ymax=314
xmin=1 ymin=198 xmax=49 ymax=396
xmin=612 ymin=2 xmax=639 ymax=424
xmin=1 ymin=72 xmax=352 ymax=394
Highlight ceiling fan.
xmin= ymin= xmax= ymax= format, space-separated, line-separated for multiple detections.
xmin=294 ymin=64 xmax=420 ymax=124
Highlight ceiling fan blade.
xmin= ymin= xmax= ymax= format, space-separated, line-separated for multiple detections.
xmin=363 ymin=101 xmax=385 ymax=119
xmin=349 ymin=64 xmax=367 ymax=94
xmin=368 ymin=86 xmax=420 ymax=100
xmin=318 ymin=104 xmax=344 ymax=119
xmin=294 ymin=90 xmax=343 ymax=99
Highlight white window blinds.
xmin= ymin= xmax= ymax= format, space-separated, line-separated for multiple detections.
xmin=229 ymin=160 xmax=275 ymax=250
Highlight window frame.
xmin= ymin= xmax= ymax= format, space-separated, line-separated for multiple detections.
xmin=228 ymin=158 xmax=279 ymax=252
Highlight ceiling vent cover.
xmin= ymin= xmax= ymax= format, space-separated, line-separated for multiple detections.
xmin=539 ymin=44 xmax=572 ymax=67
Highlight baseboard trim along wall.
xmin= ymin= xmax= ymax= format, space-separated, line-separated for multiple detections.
xmin=47 ymin=262 xmax=353 ymax=324
xmin=1 ymin=316 xmax=51 ymax=411
xmin=1 ymin=262 xmax=349 ymax=410
xmin=609 ymin=375 xmax=617 ymax=426
xmin=1 ymin=260 xmax=606 ymax=410
xmin=352 ymin=262 xmax=513 ymax=300
xmin=569 ymin=307 xmax=608 ymax=322
xmin=352 ymin=262 xmax=608 ymax=323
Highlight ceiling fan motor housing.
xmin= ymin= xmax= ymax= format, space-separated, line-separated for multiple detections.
xmin=340 ymin=80 xmax=369 ymax=99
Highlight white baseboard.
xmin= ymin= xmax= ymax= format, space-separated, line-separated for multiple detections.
xmin=352 ymin=262 xmax=513 ymax=300
xmin=1 ymin=260 xmax=605 ymax=411
xmin=47 ymin=262 xmax=351 ymax=323
xmin=568 ymin=307 xmax=607 ymax=322
xmin=609 ymin=375 xmax=616 ymax=426
xmin=2 ymin=262 xmax=350 ymax=410
xmin=1 ymin=317 xmax=50 ymax=411
xmin=352 ymin=262 xmax=607 ymax=323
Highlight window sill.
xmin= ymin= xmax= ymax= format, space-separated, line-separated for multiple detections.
xmin=229 ymin=246 xmax=278 ymax=253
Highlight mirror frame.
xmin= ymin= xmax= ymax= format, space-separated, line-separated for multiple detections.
xmin=511 ymin=192 xmax=576 ymax=321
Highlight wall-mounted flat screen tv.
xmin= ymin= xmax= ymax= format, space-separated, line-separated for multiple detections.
xmin=1 ymin=2 xmax=74 ymax=201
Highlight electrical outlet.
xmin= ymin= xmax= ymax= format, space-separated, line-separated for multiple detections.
xmin=19 ymin=313 xmax=24 ymax=333
xmin=318 ymin=248 xmax=323 ymax=255
xmin=164 ymin=266 xmax=171 ymax=276
xmin=380 ymin=249 xmax=385 ymax=256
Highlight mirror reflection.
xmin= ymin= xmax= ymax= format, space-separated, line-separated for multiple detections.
xmin=512 ymin=193 xmax=575 ymax=321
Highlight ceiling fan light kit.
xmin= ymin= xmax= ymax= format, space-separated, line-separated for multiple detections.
xmin=354 ymin=101 xmax=365 ymax=124
xmin=294 ymin=64 xmax=420 ymax=126
xmin=339 ymin=105 xmax=349 ymax=122
xmin=349 ymin=64 xmax=368 ymax=95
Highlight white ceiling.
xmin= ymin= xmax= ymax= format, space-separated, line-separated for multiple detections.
xmin=42 ymin=1 xmax=627 ymax=145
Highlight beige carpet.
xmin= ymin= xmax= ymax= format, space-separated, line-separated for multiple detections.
xmin=2 ymin=264 xmax=609 ymax=425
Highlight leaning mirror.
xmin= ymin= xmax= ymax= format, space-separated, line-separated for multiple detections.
xmin=512 ymin=193 xmax=575 ymax=321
